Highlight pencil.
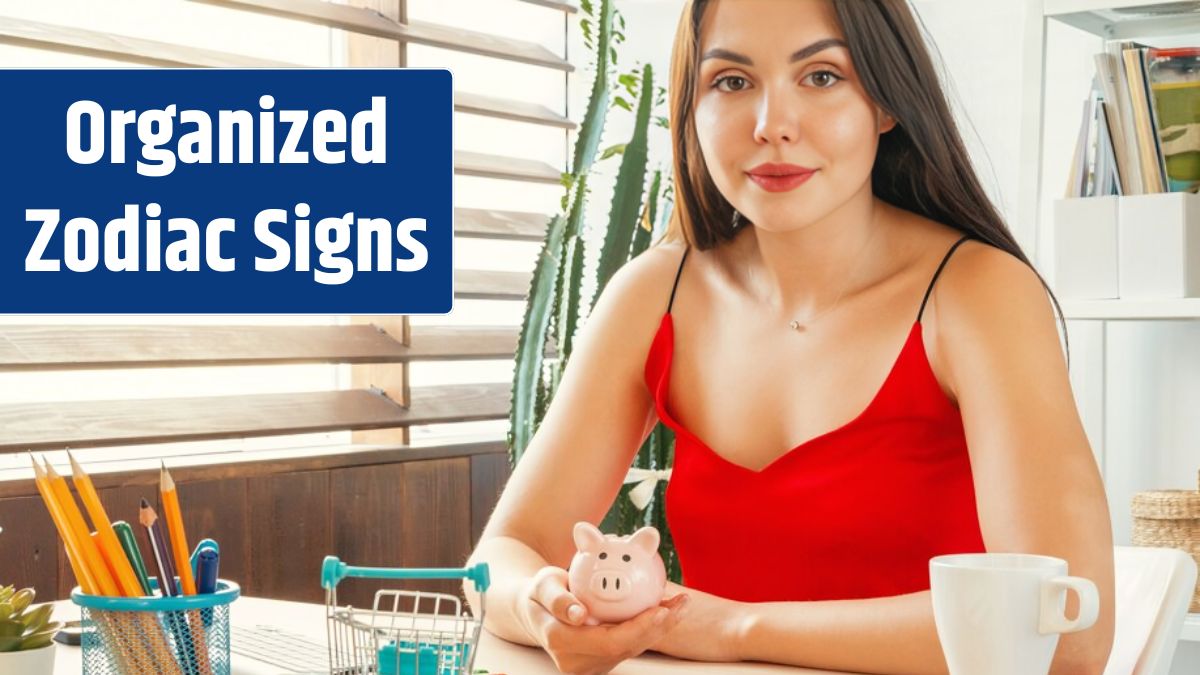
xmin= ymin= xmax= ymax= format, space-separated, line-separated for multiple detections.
xmin=139 ymin=498 xmax=178 ymax=597
xmin=159 ymin=463 xmax=198 ymax=597
xmin=159 ymin=464 xmax=213 ymax=675
xmin=31 ymin=457 xmax=138 ymax=673
xmin=30 ymin=455 xmax=96 ymax=594
xmin=43 ymin=458 xmax=120 ymax=597
xmin=68 ymin=452 xmax=144 ymax=596
xmin=140 ymin=498 xmax=196 ymax=674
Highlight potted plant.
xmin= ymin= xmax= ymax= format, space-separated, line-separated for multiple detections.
xmin=508 ymin=0 xmax=680 ymax=580
xmin=0 ymin=584 xmax=60 ymax=673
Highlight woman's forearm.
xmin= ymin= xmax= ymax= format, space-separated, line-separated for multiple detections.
xmin=463 ymin=534 xmax=552 ymax=647
xmin=739 ymin=590 xmax=1103 ymax=675
xmin=739 ymin=590 xmax=948 ymax=675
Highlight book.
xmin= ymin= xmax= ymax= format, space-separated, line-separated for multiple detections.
xmin=1098 ymin=44 xmax=1141 ymax=194
xmin=1122 ymin=43 xmax=1167 ymax=193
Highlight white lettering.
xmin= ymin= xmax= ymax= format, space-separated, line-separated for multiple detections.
xmin=63 ymin=217 xmax=100 ymax=272
xmin=65 ymin=100 xmax=105 ymax=165
xmin=312 ymin=110 xmax=346 ymax=164
xmin=351 ymin=96 xmax=386 ymax=163
xmin=254 ymin=209 xmax=290 ymax=272
xmin=61 ymin=96 xmax=387 ymax=175
xmin=25 ymin=210 xmax=61 ymax=272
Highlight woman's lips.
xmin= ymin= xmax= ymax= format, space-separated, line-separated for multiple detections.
xmin=746 ymin=170 xmax=816 ymax=192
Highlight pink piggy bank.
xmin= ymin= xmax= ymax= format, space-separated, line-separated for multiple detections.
xmin=567 ymin=522 xmax=666 ymax=625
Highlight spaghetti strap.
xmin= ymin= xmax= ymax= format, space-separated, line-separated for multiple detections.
xmin=916 ymin=234 xmax=972 ymax=323
xmin=667 ymin=246 xmax=690 ymax=314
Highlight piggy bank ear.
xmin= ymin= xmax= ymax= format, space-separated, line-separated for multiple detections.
xmin=573 ymin=521 xmax=605 ymax=553
xmin=629 ymin=526 xmax=660 ymax=554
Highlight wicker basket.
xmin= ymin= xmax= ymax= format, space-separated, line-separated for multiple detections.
xmin=1131 ymin=470 xmax=1200 ymax=612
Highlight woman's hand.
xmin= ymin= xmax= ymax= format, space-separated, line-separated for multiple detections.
xmin=518 ymin=565 xmax=691 ymax=674
xmin=647 ymin=583 xmax=748 ymax=662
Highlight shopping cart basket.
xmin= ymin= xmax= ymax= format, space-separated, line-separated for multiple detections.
xmin=321 ymin=556 xmax=490 ymax=675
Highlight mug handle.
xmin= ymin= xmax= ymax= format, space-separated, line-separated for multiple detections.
xmin=1038 ymin=575 xmax=1100 ymax=635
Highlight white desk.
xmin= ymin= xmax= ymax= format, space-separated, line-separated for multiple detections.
xmin=50 ymin=596 xmax=849 ymax=674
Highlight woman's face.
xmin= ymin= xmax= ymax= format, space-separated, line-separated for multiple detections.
xmin=693 ymin=0 xmax=894 ymax=233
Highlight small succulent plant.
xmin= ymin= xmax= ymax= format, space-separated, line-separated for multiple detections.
xmin=0 ymin=585 xmax=60 ymax=652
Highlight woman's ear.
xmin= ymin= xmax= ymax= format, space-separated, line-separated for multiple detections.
xmin=878 ymin=109 xmax=897 ymax=134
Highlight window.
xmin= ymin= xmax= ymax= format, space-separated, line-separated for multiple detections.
xmin=0 ymin=0 xmax=576 ymax=478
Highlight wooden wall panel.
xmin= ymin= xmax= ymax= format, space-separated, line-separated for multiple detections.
xmin=0 ymin=496 xmax=59 ymax=600
xmin=246 ymin=471 xmax=331 ymax=603
xmin=3 ymin=453 xmax=489 ymax=605
xmin=470 ymin=452 xmax=510 ymax=546
xmin=329 ymin=462 xmax=406 ymax=608
xmin=159 ymin=479 xmax=249 ymax=592
xmin=400 ymin=458 xmax=472 ymax=600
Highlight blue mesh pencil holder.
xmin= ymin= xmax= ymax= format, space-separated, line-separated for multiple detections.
xmin=71 ymin=578 xmax=240 ymax=675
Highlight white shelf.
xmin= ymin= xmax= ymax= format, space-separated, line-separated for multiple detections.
xmin=1044 ymin=0 xmax=1200 ymax=38
xmin=1182 ymin=613 xmax=1200 ymax=643
xmin=1061 ymin=298 xmax=1200 ymax=320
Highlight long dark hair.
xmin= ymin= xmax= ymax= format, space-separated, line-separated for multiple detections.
xmin=663 ymin=0 xmax=1069 ymax=363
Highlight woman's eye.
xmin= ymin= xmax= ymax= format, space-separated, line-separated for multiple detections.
xmin=806 ymin=70 xmax=844 ymax=88
xmin=712 ymin=75 xmax=748 ymax=92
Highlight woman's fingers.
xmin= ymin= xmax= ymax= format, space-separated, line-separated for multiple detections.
xmin=530 ymin=566 xmax=588 ymax=626
xmin=545 ymin=593 xmax=690 ymax=664
xmin=524 ymin=566 xmax=693 ymax=675
xmin=605 ymin=594 xmax=690 ymax=651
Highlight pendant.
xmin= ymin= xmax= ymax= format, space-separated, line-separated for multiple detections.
xmin=789 ymin=320 xmax=804 ymax=331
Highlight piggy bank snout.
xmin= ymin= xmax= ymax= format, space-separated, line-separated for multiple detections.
xmin=587 ymin=569 xmax=634 ymax=601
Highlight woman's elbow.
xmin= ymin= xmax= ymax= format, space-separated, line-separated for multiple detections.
xmin=1052 ymin=630 xmax=1114 ymax=675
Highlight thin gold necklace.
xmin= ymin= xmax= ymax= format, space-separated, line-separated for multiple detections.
xmin=744 ymin=226 xmax=879 ymax=332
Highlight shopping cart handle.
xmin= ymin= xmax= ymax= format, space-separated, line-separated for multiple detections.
xmin=321 ymin=556 xmax=491 ymax=593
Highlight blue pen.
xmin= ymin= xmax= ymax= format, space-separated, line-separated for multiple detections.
xmin=196 ymin=548 xmax=219 ymax=594
xmin=193 ymin=544 xmax=220 ymax=628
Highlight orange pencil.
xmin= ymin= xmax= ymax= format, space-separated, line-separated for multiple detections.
xmin=30 ymin=455 xmax=96 ymax=594
xmin=32 ymin=457 xmax=143 ymax=673
xmin=69 ymin=452 xmax=145 ymax=597
xmin=43 ymin=458 xmax=119 ymax=596
xmin=159 ymin=462 xmax=197 ymax=597
xmin=160 ymin=462 xmax=213 ymax=674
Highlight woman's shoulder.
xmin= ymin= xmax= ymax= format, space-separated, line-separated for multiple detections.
xmin=933 ymin=233 xmax=1049 ymax=318
xmin=580 ymin=239 xmax=692 ymax=367
xmin=922 ymin=226 xmax=1063 ymax=369
xmin=596 ymin=239 xmax=692 ymax=317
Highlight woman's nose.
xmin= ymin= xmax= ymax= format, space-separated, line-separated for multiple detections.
xmin=753 ymin=89 xmax=802 ymax=146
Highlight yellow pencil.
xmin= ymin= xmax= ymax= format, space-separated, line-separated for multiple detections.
xmin=30 ymin=455 xmax=96 ymax=594
xmin=159 ymin=463 xmax=197 ymax=597
xmin=160 ymin=462 xmax=213 ymax=674
xmin=43 ymin=458 xmax=120 ymax=596
xmin=68 ymin=452 xmax=145 ymax=597
xmin=32 ymin=457 xmax=140 ymax=673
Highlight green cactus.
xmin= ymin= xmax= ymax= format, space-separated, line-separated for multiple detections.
xmin=506 ymin=2 xmax=681 ymax=582
xmin=0 ymin=585 xmax=61 ymax=652
xmin=509 ymin=0 xmax=614 ymax=466
xmin=592 ymin=63 xmax=655 ymax=308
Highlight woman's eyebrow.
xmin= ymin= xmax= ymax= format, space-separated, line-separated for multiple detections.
xmin=699 ymin=38 xmax=848 ymax=66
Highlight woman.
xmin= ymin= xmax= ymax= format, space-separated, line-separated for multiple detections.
xmin=465 ymin=1 xmax=1115 ymax=673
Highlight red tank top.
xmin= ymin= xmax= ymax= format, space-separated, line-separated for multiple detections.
xmin=643 ymin=235 xmax=986 ymax=603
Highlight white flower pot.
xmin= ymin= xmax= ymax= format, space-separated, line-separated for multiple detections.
xmin=0 ymin=642 xmax=57 ymax=674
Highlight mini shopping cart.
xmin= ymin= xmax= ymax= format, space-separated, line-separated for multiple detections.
xmin=321 ymin=556 xmax=490 ymax=675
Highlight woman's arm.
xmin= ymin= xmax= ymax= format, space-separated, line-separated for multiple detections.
xmin=651 ymin=582 xmax=949 ymax=674
xmin=653 ymin=243 xmax=1115 ymax=675
xmin=936 ymin=243 xmax=1115 ymax=673
xmin=463 ymin=244 xmax=692 ymax=666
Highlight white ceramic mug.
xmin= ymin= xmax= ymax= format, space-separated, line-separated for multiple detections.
xmin=929 ymin=553 xmax=1099 ymax=675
